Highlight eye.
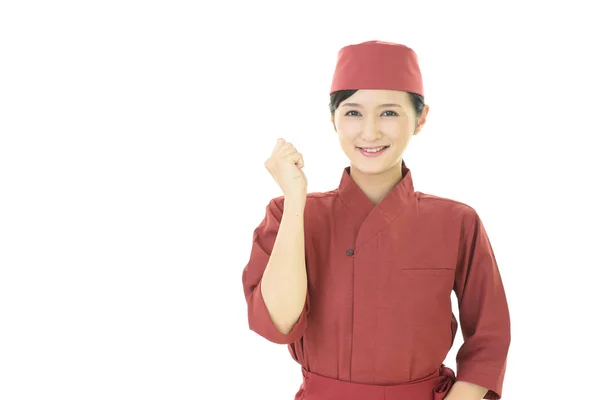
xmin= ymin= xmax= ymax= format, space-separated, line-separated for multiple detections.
xmin=344 ymin=110 xmax=399 ymax=117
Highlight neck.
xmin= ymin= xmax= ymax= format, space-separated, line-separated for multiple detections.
xmin=349 ymin=162 xmax=404 ymax=205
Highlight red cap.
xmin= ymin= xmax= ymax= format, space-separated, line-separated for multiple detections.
xmin=329 ymin=40 xmax=424 ymax=97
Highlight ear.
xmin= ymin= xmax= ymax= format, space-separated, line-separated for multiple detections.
xmin=413 ymin=104 xmax=429 ymax=136
xmin=330 ymin=114 xmax=337 ymax=132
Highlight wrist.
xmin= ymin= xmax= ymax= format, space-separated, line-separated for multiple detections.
xmin=283 ymin=197 xmax=305 ymax=214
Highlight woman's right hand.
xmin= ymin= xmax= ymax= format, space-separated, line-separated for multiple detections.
xmin=264 ymin=138 xmax=307 ymax=205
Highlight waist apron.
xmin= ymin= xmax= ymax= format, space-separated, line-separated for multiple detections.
xmin=295 ymin=364 xmax=456 ymax=400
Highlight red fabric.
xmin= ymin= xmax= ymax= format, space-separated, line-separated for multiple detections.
xmin=296 ymin=364 xmax=456 ymax=400
xmin=242 ymin=160 xmax=511 ymax=399
xmin=329 ymin=40 xmax=424 ymax=96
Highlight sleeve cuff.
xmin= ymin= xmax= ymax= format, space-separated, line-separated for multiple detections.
xmin=456 ymin=361 xmax=506 ymax=399
xmin=247 ymin=279 xmax=309 ymax=344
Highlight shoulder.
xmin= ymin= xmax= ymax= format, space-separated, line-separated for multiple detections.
xmin=415 ymin=191 xmax=480 ymax=223
xmin=305 ymin=188 xmax=339 ymax=211
xmin=265 ymin=189 xmax=338 ymax=214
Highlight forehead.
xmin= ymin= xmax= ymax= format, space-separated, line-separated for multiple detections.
xmin=342 ymin=89 xmax=409 ymax=106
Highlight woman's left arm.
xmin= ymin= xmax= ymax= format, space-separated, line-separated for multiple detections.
xmin=452 ymin=209 xmax=511 ymax=399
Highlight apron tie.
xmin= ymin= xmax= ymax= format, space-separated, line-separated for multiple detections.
xmin=298 ymin=363 xmax=457 ymax=399
xmin=433 ymin=364 xmax=456 ymax=400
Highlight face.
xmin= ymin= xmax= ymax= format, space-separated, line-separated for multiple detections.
xmin=331 ymin=89 xmax=428 ymax=176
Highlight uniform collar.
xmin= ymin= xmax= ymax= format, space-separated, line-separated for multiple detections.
xmin=337 ymin=159 xmax=415 ymax=223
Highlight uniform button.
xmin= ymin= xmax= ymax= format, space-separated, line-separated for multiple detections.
xmin=346 ymin=249 xmax=354 ymax=256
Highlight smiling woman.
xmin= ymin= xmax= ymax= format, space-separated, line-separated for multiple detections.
xmin=329 ymin=88 xmax=427 ymax=197
xmin=241 ymin=40 xmax=511 ymax=400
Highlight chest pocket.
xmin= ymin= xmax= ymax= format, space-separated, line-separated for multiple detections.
xmin=400 ymin=268 xmax=455 ymax=276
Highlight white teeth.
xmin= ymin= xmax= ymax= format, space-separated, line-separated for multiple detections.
xmin=362 ymin=146 xmax=385 ymax=153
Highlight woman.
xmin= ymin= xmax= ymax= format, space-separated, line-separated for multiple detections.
xmin=242 ymin=40 xmax=511 ymax=400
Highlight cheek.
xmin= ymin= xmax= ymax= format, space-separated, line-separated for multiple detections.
xmin=384 ymin=120 xmax=412 ymax=140
xmin=336 ymin=119 xmax=361 ymax=135
xmin=338 ymin=133 xmax=357 ymax=152
xmin=337 ymin=134 xmax=359 ymax=158
xmin=335 ymin=122 xmax=359 ymax=143
xmin=382 ymin=117 xmax=408 ymax=131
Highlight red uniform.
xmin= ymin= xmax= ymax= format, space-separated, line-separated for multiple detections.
xmin=242 ymin=160 xmax=511 ymax=399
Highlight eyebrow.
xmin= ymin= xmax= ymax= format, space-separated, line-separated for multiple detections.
xmin=341 ymin=103 xmax=403 ymax=108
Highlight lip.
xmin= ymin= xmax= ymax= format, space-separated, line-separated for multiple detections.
xmin=357 ymin=145 xmax=389 ymax=157
xmin=357 ymin=146 xmax=389 ymax=149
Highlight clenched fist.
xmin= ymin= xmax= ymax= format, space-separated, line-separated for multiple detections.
xmin=264 ymin=138 xmax=307 ymax=205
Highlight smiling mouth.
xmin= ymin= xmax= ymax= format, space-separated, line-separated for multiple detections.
xmin=357 ymin=145 xmax=390 ymax=152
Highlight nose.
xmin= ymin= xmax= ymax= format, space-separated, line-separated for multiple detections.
xmin=361 ymin=115 xmax=382 ymax=140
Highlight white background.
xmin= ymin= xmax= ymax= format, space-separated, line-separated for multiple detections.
xmin=1 ymin=1 xmax=599 ymax=399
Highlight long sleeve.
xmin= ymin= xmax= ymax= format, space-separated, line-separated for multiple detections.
xmin=241 ymin=197 xmax=310 ymax=345
xmin=453 ymin=210 xmax=511 ymax=399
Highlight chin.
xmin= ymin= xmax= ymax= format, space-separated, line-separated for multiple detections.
xmin=351 ymin=161 xmax=389 ymax=175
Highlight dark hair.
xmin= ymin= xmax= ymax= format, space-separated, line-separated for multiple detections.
xmin=329 ymin=89 xmax=425 ymax=118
